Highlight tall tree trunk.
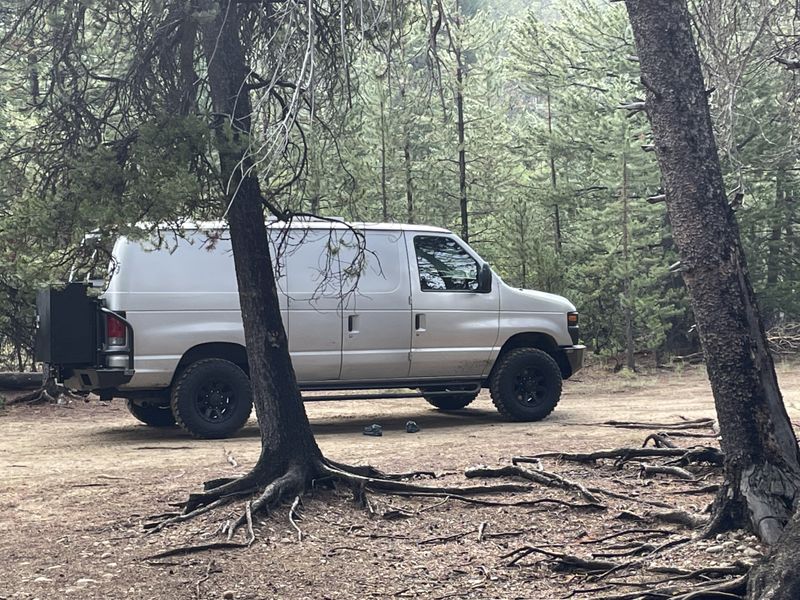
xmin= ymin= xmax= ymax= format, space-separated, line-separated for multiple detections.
xmin=306 ymin=125 xmax=321 ymax=214
xmin=766 ymin=169 xmax=785 ymax=290
xmin=455 ymin=44 xmax=468 ymax=241
xmin=546 ymin=89 xmax=561 ymax=255
xmin=621 ymin=149 xmax=635 ymax=372
xmin=200 ymin=5 xmax=323 ymax=478
xmin=403 ymin=116 xmax=413 ymax=223
xmin=164 ymin=4 xmax=439 ymax=536
xmin=624 ymin=0 xmax=800 ymax=545
xmin=454 ymin=0 xmax=468 ymax=241
xmin=379 ymin=94 xmax=389 ymax=221
xmin=764 ymin=168 xmax=785 ymax=329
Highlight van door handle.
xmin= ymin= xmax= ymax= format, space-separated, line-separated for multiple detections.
xmin=415 ymin=313 xmax=426 ymax=332
xmin=348 ymin=315 xmax=359 ymax=334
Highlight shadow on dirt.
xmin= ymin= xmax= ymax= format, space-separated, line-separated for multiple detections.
xmin=90 ymin=405 xmax=507 ymax=444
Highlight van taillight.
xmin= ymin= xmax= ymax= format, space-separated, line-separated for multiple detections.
xmin=106 ymin=314 xmax=126 ymax=346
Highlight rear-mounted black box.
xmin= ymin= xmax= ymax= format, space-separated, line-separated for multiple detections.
xmin=35 ymin=283 xmax=98 ymax=365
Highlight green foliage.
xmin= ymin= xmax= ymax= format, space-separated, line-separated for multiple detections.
xmin=0 ymin=0 xmax=797 ymax=369
xmin=299 ymin=0 xmax=693 ymax=361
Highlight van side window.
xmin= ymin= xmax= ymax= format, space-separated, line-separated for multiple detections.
xmin=414 ymin=236 xmax=479 ymax=292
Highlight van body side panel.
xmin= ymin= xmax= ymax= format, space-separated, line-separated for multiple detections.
xmin=339 ymin=230 xmax=412 ymax=380
xmin=285 ymin=229 xmax=344 ymax=381
xmin=407 ymin=234 xmax=499 ymax=378
xmin=104 ymin=231 xmax=287 ymax=389
xmin=122 ymin=312 xmax=245 ymax=388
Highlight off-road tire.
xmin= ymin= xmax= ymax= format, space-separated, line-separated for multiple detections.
xmin=126 ymin=399 xmax=176 ymax=427
xmin=170 ymin=358 xmax=253 ymax=439
xmin=490 ymin=348 xmax=562 ymax=421
xmin=422 ymin=390 xmax=479 ymax=410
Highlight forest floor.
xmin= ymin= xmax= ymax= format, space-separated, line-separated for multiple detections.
xmin=1 ymin=362 xmax=799 ymax=600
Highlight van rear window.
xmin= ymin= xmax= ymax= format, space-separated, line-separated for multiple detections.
xmin=414 ymin=236 xmax=479 ymax=292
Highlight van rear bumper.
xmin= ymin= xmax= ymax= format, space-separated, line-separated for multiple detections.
xmin=63 ymin=368 xmax=134 ymax=393
xmin=562 ymin=345 xmax=586 ymax=376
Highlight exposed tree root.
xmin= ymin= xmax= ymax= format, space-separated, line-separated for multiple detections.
xmin=7 ymin=377 xmax=84 ymax=406
xmin=644 ymin=563 xmax=749 ymax=586
xmin=636 ymin=463 xmax=696 ymax=480
xmin=596 ymin=574 xmax=747 ymax=600
xmin=617 ymin=508 xmax=708 ymax=529
xmin=145 ymin=439 xmax=727 ymax=599
xmin=144 ymin=540 xmax=252 ymax=561
xmin=532 ymin=445 xmax=723 ymax=467
xmin=578 ymin=528 xmax=673 ymax=545
xmin=668 ymin=484 xmax=720 ymax=495
xmin=288 ymin=496 xmax=303 ymax=541
xmin=504 ymin=544 xmax=747 ymax=600
xmin=148 ymin=456 xmax=604 ymax=543
xmin=325 ymin=459 xmax=437 ymax=480
xmin=655 ymin=430 xmax=720 ymax=440
xmin=383 ymin=489 xmax=604 ymax=511
xmin=464 ymin=463 xmax=602 ymax=503
xmin=643 ymin=433 xmax=678 ymax=448
xmin=502 ymin=545 xmax=620 ymax=571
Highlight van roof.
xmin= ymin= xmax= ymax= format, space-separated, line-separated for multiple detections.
xmin=155 ymin=220 xmax=452 ymax=234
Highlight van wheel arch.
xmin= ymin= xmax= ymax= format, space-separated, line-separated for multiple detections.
xmin=491 ymin=333 xmax=571 ymax=380
xmin=173 ymin=342 xmax=249 ymax=385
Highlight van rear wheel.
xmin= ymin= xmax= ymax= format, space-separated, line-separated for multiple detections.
xmin=490 ymin=348 xmax=562 ymax=421
xmin=171 ymin=358 xmax=253 ymax=439
xmin=421 ymin=386 xmax=479 ymax=410
xmin=126 ymin=399 xmax=176 ymax=427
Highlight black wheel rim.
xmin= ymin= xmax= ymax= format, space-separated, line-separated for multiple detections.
xmin=513 ymin=367 xmax=549 ymax=406
xmin=195 ymin=380 xmax=236 ymax=424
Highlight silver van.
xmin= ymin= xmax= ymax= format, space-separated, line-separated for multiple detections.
xmin=42 ymin=221 xmax=584 ymax=438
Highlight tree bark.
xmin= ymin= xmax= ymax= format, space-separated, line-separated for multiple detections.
xmin=624 ymin=0 xmax=800 ymax=545
xmin=747 ymin=508 xmax=800 ymax=599
xmin=200 ymin=4 xmax=323 ymax=477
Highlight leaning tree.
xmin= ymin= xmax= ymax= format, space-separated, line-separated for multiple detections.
xmin=622 ymin=0 xmax=800 ymax=592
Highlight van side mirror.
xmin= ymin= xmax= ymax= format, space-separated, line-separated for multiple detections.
xmin=477 ymin=263 xmax=492 ymax=293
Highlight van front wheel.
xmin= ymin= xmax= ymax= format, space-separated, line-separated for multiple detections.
xmin=171 ymin=358 xmax=253 ymax=439
xmin=490 ymin=348 xmax=562 ymax=421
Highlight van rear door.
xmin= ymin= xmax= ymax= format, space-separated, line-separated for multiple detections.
xmin=407 ymin=234 xmax=499 ymax=378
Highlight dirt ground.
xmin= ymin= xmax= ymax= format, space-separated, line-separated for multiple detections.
xmin=1 ymin=363 xmax=799 ymax=600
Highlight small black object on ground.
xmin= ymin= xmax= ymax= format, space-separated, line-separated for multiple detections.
xmin=363 ymin=424 xmax=383 ymax=437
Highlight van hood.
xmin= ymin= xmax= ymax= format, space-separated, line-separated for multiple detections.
xmin=500 ymin=285 xmax=576 ymax=313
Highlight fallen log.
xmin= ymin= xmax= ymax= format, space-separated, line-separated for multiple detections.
xmin=0 ymin=372 xmax=43 ymax=391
